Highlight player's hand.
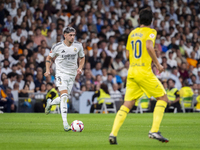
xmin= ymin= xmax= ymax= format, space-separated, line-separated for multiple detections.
xmin=156 ymin=64 xmax=164 ymax=74
xmin=77 ymin=68 xmax=82 ymax=75
xmin=44 ymin=71 xmax=50 ymax=77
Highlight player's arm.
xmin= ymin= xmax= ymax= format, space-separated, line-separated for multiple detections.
xmin=78 ymin=57 xmax=85 ymax=71
xmin=126 ymin=50 xmax=129 ymax=60
xmin=44 ymin=45 xmax=57 ymax=77
xmin=146 ymin=40 xmax=164 ymax=74
xmin=44 ymin=55 xmax=52 ymax=77
xmin=77 ymin=44 xmax=85 ymax=75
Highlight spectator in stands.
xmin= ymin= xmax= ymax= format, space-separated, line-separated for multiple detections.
xmin=179 ymin=80 xmax=194 ymax=112
xmin=37 ymin=83 xmax=46 ymax=94
xmin=103 ymin=73 xmax=113 ymax=92
xmin=166 ymin=79 xmax=182 ymax=112
xmin=112 ymin=55 xmax=124 ymax=74
xmin=184 ymin=40 xmax=193 ymax=57
xmin=88 ymin=49 xmax=101 ymax=69
xmin=15 ymin=74 xmax=25 ymax=90
xmin=170 ymin=67 xmax=182 ymax=90
xmin=100 ymin=50 xmax=108 ymax=65
xmin=90 ymin=83 xmax=112 ymax=113
xmin=167 ymin=51 xmax=177 ymax=68
xmin=92 ymin=62 xmax=103 ymax=76
xmin=7 ymin=72 xmax=17 ymax=89
xmin=13 ymin=82 xmax=20 ymax=92
xmin=85 ymin=80 xmax=94 ymax=91
xmin=187 ymin=51 xmax=198 ymax=68
xmin=11 ymin=26 xmax=22 ymax=43
xmin=94 ymin=74 xmax=102 ymax=86
xmin=12 ymin=45 xmax=20 ymax=61
xmin=160 ymin=62 xmax=171 ymax=81
xmin=0 ymin=73 xmax=7 ymax=85
xmin=19 ymin=83 xmax=34 ymax=97
xmin=34 ymin=27 xmax=46 ymax=46
xmin=120 ymin=60 xmax=128 ymax=76
xmin=111 ymin=69 xmax=122 ymax=89
xmin=192 ymin=83 xmax=198 ymax=95
xmin=1 ymin=59 xmax=12 ymax=75
xmin=179 ymin=62 xmax=189 ymax=81
xmin=0 ymin=86 xmax=13 ymax=113
xmin=102 ymin=56 xmax=114 ymax=72
xmin=110 ymin=83 xmax=122 ymax=101
xmin=25 ymin=73 xmax=35 ymax=91
xmin=160 ymin=37 xmax=168 ymax=52
xmin=46 ymin=29 xmax=55 ymax=49
xmin=6 ymin=87 xmax=16 ymax=112
xmin=195 ymin=69 xmax=200 ymax=84
xmin=34 ymin=71 xmax=44 ymax=92
xmin=0 ymin=78 xmax=8 ymax=92
xmin=175 ymin=49 xmax=187 ymax=67
xmin=72 ymin=74 xmax=81 ymax=94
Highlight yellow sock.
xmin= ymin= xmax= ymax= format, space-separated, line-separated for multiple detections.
xmin=150 ymin=100 xmax=167 ymax=132
xmin=111 ymin=105 xmax=130 ymax=136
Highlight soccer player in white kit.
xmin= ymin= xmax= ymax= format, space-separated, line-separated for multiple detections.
xmin=44 ymin=27 xmax=85 ymax=131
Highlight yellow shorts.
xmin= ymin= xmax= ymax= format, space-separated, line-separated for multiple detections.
xmin=124 ymin=74 xmax=166 ymax=101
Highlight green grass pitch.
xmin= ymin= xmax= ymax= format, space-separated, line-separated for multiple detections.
xmin=0 ymin=113 xmax=200 ymax=150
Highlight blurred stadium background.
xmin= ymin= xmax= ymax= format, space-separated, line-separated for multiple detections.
xmin=0 ymin=0 xmax=200 ymax=114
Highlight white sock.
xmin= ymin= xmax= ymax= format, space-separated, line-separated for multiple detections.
xmin=60 ymin=93 xmax=68 ymax=126
xmin=50 ymin=97 xmax=61 ymax=105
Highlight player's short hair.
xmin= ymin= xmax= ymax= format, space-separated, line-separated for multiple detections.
xmin=63 ymin=26 xmax=76 ymax=34
xmin=139 ymin=8 xmax=153 ymax=26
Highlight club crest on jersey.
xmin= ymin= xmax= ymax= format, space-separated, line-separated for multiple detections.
xmin=150 ymin=34 xmax=155 ymax=38
xmin=74 ymin=47 xmax=77 ymax=52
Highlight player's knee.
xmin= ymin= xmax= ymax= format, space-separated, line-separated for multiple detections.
xmin=123 ymin=100 xmax=135 ymax=110
xmin=60 ymin=93 xmax=68 ymax=102
xmin=156 ymin=94 xmax=168 ymax=102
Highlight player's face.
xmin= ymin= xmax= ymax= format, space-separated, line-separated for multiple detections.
xmin=64 ymin=32 xmax=76 ymax=43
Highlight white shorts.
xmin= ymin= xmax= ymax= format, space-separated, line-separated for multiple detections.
xmin=56 ymin=73 xmax=76 ymax=94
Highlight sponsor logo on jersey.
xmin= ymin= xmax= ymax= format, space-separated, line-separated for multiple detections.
xmin=74 ymin=47 xmax=77 ymax=52
xmin=62 ymin=54 xmax=76 ymax=60
xmin=150 ymin=34 xmax=155 ymax=38
xmin=61 ymin=50 xmax=65 ymax=53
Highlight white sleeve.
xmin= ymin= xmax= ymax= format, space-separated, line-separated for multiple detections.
xmin=78 ymin=44 xmax=85 ymax=58
xmin=49 ymin=44 xmax=57 ymax=58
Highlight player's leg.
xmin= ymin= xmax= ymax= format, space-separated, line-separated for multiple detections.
xmin=60 ymin=75 xmax=76 ymax=131
xmin=148 ymin=94 xmax=169 ymax=142
xmin=109 ymin=101 xmax=135 ymax=143
xmin=139 ymin=75 xmax=169 ymax=142
xmin=45 ymin=97 xmax=61 ymax=114
xmin=59 ymin=89 xmax=71 ymax=131
xmin=51 ymin=97 xmax=61 ymax=105
xmin=109 ymin=78 xmax=143 ymax=144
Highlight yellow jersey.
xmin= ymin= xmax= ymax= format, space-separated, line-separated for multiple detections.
xmin=126 ymin=27 xmax=157 ymax=78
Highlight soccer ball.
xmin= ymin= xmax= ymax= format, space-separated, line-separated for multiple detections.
xmin=71 ymin=120 xmax=84 ymax=132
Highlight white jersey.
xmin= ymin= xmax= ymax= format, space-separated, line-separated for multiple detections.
xmin=49 ymin=40 xmax=85 ymax=77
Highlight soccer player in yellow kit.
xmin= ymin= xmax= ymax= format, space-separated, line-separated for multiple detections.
xmin=109 ymin=8 xmax=169 ymax=144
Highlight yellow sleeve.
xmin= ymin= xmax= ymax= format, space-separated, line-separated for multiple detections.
xmin=146 ymin=29 xmax=157 ymax=43
xmin=126 ymin=33 xmax=132 ymax=51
